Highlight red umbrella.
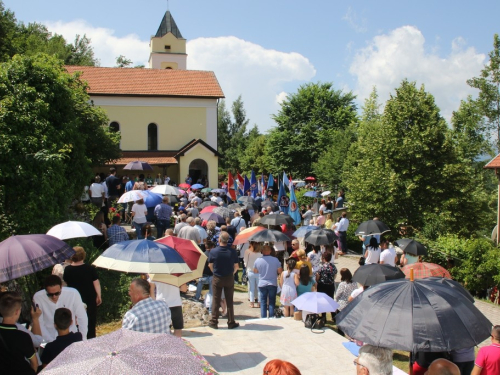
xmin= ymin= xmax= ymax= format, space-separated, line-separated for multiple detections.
xmin=200 ymin=206 xmax=217 ymax=214
xmin=402 ymin=262 xmax=452 ymax=279
xmin=305 ymin=176 xmax=316 ymax=181
xmin=149 ymin=236 xmax=207 ymax=286
xmin=233 ymin=226 xmax=266 ymax=245
xmin=178 ymin=183 xmax=191 ymax=189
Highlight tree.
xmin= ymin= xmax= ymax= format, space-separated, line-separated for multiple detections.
xmin=268 ymin=82 xmax=357 ymax=177
xmin=240 ymin=126 xmax=271 ymax=174
xmin=0 ymin=54 xmax=120 ymax=238
xmin=65 ymin=34 xmax=98 ymax=66
xmin=467 ymin=34 xmax=500 ymax=152
xmin=217 ymin=99 xmax=231 ymax=171
xmin=0 ymin=1 xmax=17 ymax=62
xmin=344 ymin=80 xmax=486 ymax=236
xmin=115 ymin=55 xmax=132 ymax=68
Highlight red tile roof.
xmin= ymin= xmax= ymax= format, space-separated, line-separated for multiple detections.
xmin=112 ymin=151 xmax=178 ymax=165
xmin=65 ymin=66 xmax=224 ymax=98
xmin=484 ymin=153 xmax=500 ymax=169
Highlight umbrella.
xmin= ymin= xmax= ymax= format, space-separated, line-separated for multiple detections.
xmin=227 ymin=203 xmax=243 ymax=210
xmin=352 ymin=264 xmax=405 ymax=286
xmin=47 ymin=221 xmax=102 ymax=240
xmin=92 ymin=240 xmax=192 ymax=274
xmin=150 ymin=185 xmax=180 ymax=196
xmin=354 ymin=219 xmax=391 ymax=236
xmin=292 ymin=225 xmax=320 ymax=238
xmin=259 ymin=214 xmax=294 ymax=226
xmin=213 ymin=207 xmax=234 ymax=219
xmin=199 ymin=212 xmax=225 ymax=224
xmin=201 ymin=187 xmax=212 ymax=193
xmin=117 ymin=190 xmax=146 ymax=204
xmin=150 ymin=236 xmax=207 ymax=286
xmin=305 ymin=177 xmax=316 ymax=181
xmin=41 ymin=328 xmax=217 ymax=375
xmin=178 ymin=183 xmax=191 ymax=189
xmin=247 ymin=229 xmax=290 ymax=243
xmin=233 ymin=226 xmax=266 ymax=245
xmin=321 ymin=191 xmax=331 ymax=196
xmin=261 ymin=200 xmax=278 ymax=210
xmin=211 ymin=188 xmax=226 ymax=194
xmin=304 ymin=191 xmax=318 ymax=197
xmin=191 ymin=183 xmax=204 ymax=190
xmin=198 ymin=201 xmax=218 ymax=209
xmin=291 ymin=292 xmax=340 ymax=314
xmin=295 ymin=182 xmax=306 ymax=188
xmin=336 ymin=277 xmax=492 ymax=352
xmin=304 ymin=229 xmax=338 ymax=246
xmin=140 ymin=190 xmax=163 ymax=208
xmin=394 ymin=238 xmax=427 ymax=256
xmin=123 ymin=161 xmax=153 ymax=171
xmin=165 ymin=195 xmax=178 ymax=204
xmin=402 ymin=262 xmax=452 ymax=279
xmin=200 ymin=206 xmax=217 ymax=214
xmin=0 ymin=235 xmax=75 ymax=283
xmin=425 ymin=277 xmax=474 ymax=303
xmin=238 ymin=196 xmax=256 ymax=204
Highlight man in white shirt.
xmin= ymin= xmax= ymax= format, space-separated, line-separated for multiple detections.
xmin=379 ymin=239 xmax=397 ymax=267
xmin=173 ymin=214 xmax=188 ymax=235
xmin=33 ymin=275 xmax=88 ymax=343
xmin=194 ymin=217 xmax=208 ymax=244
xmin=230 ymin=212 xmax=247 ymax=233
xmin=178 ymin=217 xmax=202 ymax=244
xmin=302 ymin=205 xmax=314 ymax=225
xmin=337 ymin=212 xmax=349 ymax=254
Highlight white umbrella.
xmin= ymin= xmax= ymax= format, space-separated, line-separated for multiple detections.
xmin=47 ymin=221 xmax=102 ymax=240
xmin=150 ymin=185 xmax=180 ymax=195
xmin=291 ymin=292 xmax=340 ymax=313
xmin=117 ymin=190 xmax=147 ymax=203
xmin=321 ymin=191 xmax=331 ymax=196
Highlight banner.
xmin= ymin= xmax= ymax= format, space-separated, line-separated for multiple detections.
xmin=283 ymin=172 xmax=290 ymax=189
xmin=243 ymin=175 xmax=251 ymax=195
xmin=277 ymin=179 xmax=289 ymax=214
xmin=250 ymin=170 xmax=258 ymax=198
xmin=288 ymin=183 xmax=301 ymax=225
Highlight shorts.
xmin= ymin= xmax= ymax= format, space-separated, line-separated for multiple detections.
xmin=169 ymin=306 xmax=184 ymax=330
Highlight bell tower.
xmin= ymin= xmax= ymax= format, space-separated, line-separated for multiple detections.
xmin=148 ymin=11 xmax=187 ymax=70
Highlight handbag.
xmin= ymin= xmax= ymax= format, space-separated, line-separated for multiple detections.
xmin=304 ymin=313 xmax=325 ymax=329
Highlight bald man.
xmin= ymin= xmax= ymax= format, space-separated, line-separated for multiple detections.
xmin=426 ymin=359 xmax=460 ymax=375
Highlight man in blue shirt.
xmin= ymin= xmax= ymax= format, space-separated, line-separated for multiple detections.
xmin=154 ymin=196 xmax=173 ymax=238
xmin=207 ymin=232 xmax=239 ymax=329
xmin=253 ymin=245 xmax=283 ymax=318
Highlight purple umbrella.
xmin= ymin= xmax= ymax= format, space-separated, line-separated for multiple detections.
xmin=42 ymin=328 xmax=217 ymax=374
xmin=199 ymin=212 xmax=225 ymax=224
xmin=123 ymin=160 xmax=153 ymax=171
xmin=0 ymin=234 xmax=75 ymax=283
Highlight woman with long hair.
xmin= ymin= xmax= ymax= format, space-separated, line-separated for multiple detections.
xmin=364 ymin=237 xmax=381 ymax=264
xmin=244 ymin=242 xmax=263 ymax=308
xmin=334 ymin=268 xmax=357 ymax=312
xmin=295 ymin=264 xmax=316 ymax=297
xmin=131 ymin=198 xmax=148 ymax=239
xmin=91 ymin=211 xmax=108 ymax=250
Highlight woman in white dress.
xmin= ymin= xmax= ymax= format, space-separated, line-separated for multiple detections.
xmin=279 ymin=258 xmax=298 ymax=317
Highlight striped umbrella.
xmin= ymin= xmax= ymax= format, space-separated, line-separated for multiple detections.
xmin=402 ymin=262 xmax=452 ymax=279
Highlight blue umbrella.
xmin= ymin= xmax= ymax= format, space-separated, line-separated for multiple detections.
xmin=191 ymin=184 xmax=204 ymax=190
xmin=92 ymin=240 xmax=192 ymax=274
xmin=292 ymin=225 xmax=320 ymax=238
xmin=140 ymin=190 xmax=163 ymax=208
xmin=304 ymin=191 xmax=318 ymax=197
xmin=123 ymin=161 xmax=153 ymax=171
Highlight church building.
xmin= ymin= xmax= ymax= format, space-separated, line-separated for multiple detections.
xmin=66 ymin=11 xmax=224 ymax=186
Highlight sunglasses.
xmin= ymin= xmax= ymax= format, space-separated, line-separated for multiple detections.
xmin=46 ymin=291 xmax=61 ymax=298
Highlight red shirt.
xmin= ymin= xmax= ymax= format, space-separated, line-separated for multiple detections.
xmin=475 ymin=344 xmax=500 ymax=375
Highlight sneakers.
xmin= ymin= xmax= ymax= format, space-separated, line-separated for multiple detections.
xmin=208 ymin=323 xmax=218 ymax=329
xmin=228 ymin=322 xmax=240 ymax=329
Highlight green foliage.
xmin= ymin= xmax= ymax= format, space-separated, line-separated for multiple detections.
xmin=240 ymin=130 xmax=271 ymax=174
xmin=115 ymin=55 xmax=132 ymax=68
xmin=0 ymin=2 xmax=18 ymax=62
xmin=268 ymin=82 xmax=358 ymax=177
xmin=467 ymin=34 xmax=500 ymax=152
xmin=0 ymin=53 xmax=120 ymax=238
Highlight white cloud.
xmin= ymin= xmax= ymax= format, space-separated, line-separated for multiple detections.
xmin=276 ymin=91 xmax=288 ymax=104
xmin=187 ymin=36 xmax=316 ymax=131
xmin=342 ymin=7 xmax=367 ymax=33
xmin=45 ymin=20 xmax=149 ymax=67
xmin=349 ymin=26 xmax=486 ymax=122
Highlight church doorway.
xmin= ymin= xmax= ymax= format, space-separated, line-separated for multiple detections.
xmin=188 ymin=159 xmax=208 ymax=186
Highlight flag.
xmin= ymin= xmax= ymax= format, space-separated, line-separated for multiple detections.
xmin=283 ymin=172 xmax=290 ymax=189
xmin=236 ymin=172 xmax=244 ymax=185
xmin=250 ymin=170 xmax=258 ymax=198
xmin=243 ymin=175 xmax=251 ymax=195
xmin=227 ymin=171 xmax=236 ymax=201
xmin=277 ymin=179 xmax=289 ymax=214
xmin=288 ymin=183 xmax=301 ymax=225
xmin=261 ymin=173 xmax=266 ymax=198
xmin=267 ymin=173 xmax=274 ymax=190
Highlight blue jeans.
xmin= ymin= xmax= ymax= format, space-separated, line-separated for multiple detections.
xmin=258 ymin=285 xmax=277 ymax=318
xmin=155 ymin=219 xmax=170 ymax=238
xmin=133 ymin=222 xmax=145 ymax=239
xmin=247 ymin=270 xmax=260 ymax=302
xmin=195 ymin=276 xmax=213 ymax=300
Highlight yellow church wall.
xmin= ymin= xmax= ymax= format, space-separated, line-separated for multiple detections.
xmin=179 ymin=145 xmax=219 ymax=188
xmin=160 ymin=62 xmax=178 ymax=69
xmin=104 ymin=105 xmax=207 ymax=150
xmin=150 ymin=33 xmax=186 ymax=54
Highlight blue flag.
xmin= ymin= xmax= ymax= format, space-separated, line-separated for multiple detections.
xmin=243 ymin=175 xmax=251 ymax=195
xmin=288 ymin=183 xmax=301 ymax=225
xmin=267 ymin=173 xmax=274 ymax=190
xmin=277 ymin=179 xmax=289 ymax=214
xmin=250 ymin=170 xmax=258 ymax=198
xmin=283 ymin=172 xmax=290 ymax=189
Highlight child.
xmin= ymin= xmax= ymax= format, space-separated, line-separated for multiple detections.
xmin=279 ymin=258 xmax=298 ymax=317
xmin=41 ymin=308 xmax=83 ymax=368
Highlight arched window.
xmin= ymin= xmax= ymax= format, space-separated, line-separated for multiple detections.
xmin=109 ymin=121 xmax=119 ymax=132
xmin=148 ymin=123 xmax=158 ymax=151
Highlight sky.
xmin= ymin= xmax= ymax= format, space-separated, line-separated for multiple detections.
xmin=4 ymin=0 xmax=499 ymax=132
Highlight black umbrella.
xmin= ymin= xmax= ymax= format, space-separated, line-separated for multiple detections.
xmin=304 ymin=229 xmax=338 ymax=246
xmin=354 ymin=220 xmax=391 ymax=236
xmin=227 ymin=203 xmax=243 ymax=210
xmin=238 ymin=196 xmax=256 ymax=204
xmin=425 ymin=277 xmax=474 ymax=303
xmin=199 ymin=212 xmax=225 ymax=224
xmin=123 ymin=160 xmax=154 ymax=171
xmin=247 ymin=229 xmax=291 ymax=243
xmin=199 ymin=201 xmax=218 ymax=209
xmin=213 ymin=207 xmax=234 ymax=220
xmin=259 ymin=214 xmax=294 ymax=226
xmin=261 ymin=200 xmax=279 ymax=211
xmin=395 ymin=238 xmax=427 ymax=256
xmin=336 ymin=278 xmax=492 ymax=352
xmin=352 ymin=264 xmax=405 ymax=286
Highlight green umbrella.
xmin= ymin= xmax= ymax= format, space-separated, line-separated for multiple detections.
xmin=201 ymin=188 xmax=212 ymax=193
